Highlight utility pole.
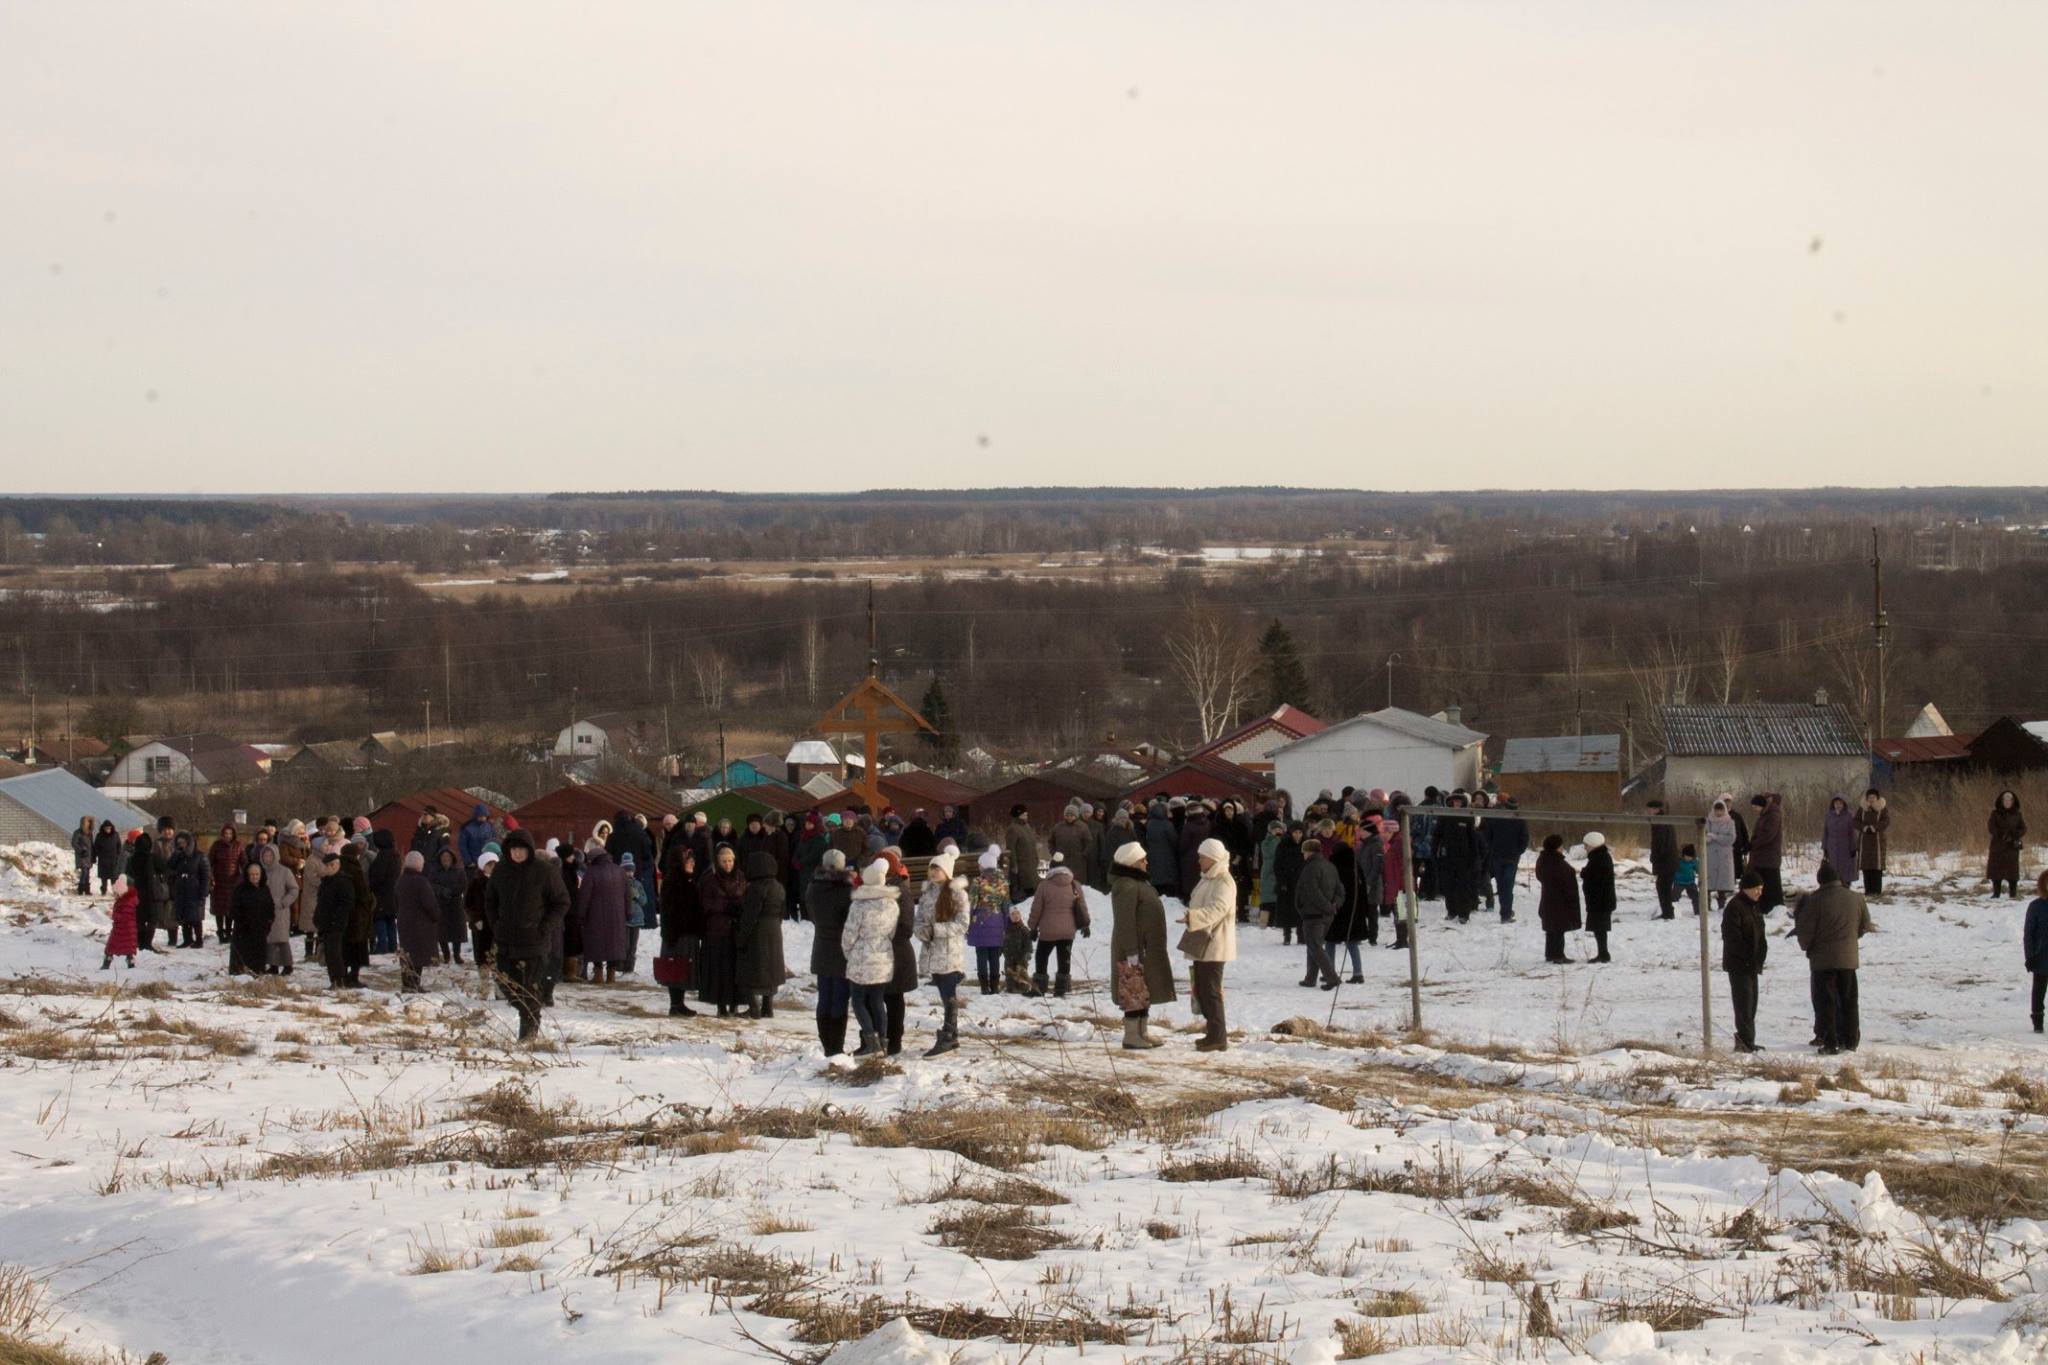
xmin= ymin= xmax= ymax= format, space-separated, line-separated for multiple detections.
xmin=867 ymin=582 xmax=879 ymax=677
xmin=1385 ymin=652 xmax=1399 ymax=710
xmin=718 ymin=720 xmax=728 ymax=793
xmin=1622 ymin=700 xmax=1635 ymax=777
xmin=65 ymin=691 xmax=74 ymax=767
xmin=1870 ymin=526 xmax=1887 ymax=745
xmin=26 ymin=687 xmax=36 ymax=765
xmin=1575 ymin=689 xmax=1585 ymax=739
xmin=423 ymin=694 xmax=432 ymax=752
xmin=443 ymin=641 xmax=453 ymax=738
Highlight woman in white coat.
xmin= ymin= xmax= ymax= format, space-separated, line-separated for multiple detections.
xmin=913 ymin=852 xmax=970 ymax=1056
xmin=1180 ymin=837 xmax=1238 ymax=1052
xmin=842 ymin=859 xmax=901 ymax=1057
xmin=259 ymin=844 xmax=298 ymax=976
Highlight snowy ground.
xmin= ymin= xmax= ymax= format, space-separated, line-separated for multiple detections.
xmin=3 ymin=838 xmax=2047 ymax=1365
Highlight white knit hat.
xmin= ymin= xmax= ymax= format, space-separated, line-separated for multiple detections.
xmin=929 ymin=852 xmax=957 ymax=879
xmin=1197 ymin=837 xmax=1227 ymax=864
xmin=1583 ymin=831 xmax=1606 ymax=850
xmin=978 ymin=845 xmax=1001 ymax=872
xmin=1113 ymin=841 xmax=1147 ymax=869
xmin=860 ymin=858 xmax=889 ymax=887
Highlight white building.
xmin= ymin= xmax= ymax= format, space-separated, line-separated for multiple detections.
xmin=551 ymin=712 xmax=651 ymax=758
xmin=1270 ymin=707 xmax=1487 ymax=802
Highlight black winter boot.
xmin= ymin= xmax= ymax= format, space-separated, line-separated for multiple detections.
xmin=1053 ymin=972 xmax=1070 ymax=998
xmin=1032 ymin=971 xmax=1050 ymax=996
xmin=924 ymin=1003 xmax=959 ymax=1057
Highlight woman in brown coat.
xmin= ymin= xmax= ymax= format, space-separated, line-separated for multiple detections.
xmin=1853 ymin=790 xmax=1890 ymax=896
xmin=1989 ymin=791 xmax=2026 ymax=898
xmin=1535 ymin=834 xmax=1581 ymax=965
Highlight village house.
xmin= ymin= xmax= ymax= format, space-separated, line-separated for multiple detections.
xmin=1270 ymin=706 xmax=1486 ymax=803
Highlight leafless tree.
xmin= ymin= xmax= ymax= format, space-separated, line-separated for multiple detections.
xmin=1708 ymin=624 xmax=1745 ymax=703
xmin=798 ymin=616 xmax=821 ymax=704
xmin=689 ymin=648 xmax=730 ymax=712
xmin=1165 ymin=602 xmax=1258 ymax=743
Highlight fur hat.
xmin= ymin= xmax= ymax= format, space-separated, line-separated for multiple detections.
xmin=1583 ymin=831 xmax=1606 ymax=850
xmin=1113 ymin=841 xmax=1147 ymax=869
xmin=821 ymin=848 xmax=846 ymax=872
xmin=860 ymin=858 xmax=889 ymax=888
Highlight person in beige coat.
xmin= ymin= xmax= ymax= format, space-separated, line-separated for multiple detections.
xmin=1180 ymin=837 xmax=1238 ymax=1052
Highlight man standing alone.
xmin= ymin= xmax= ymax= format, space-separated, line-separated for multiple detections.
xmin=1792 ymin=863 xmax=1873 ymax=1055
xmin=1722 ymin=872 xmax=1769 ymax=1051
xmin=1647 ymin=800 xmax=1679 ymax=920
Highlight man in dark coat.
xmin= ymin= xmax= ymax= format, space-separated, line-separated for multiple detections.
xmin=1143 ymin=801 xmax=1181 ymax=902
xmin=1534 ymin=835 xmax=1580 ymax=964
xmin=458 ymin=804 xmax=495 ymax=868
xmin=1292 ymin=838 xmax=1343 ymax=990
xmin=485 ymin=829 xmax=572 ymax=1040
xmin=735 ymin=850 xmax=787 ymax=1018
xmin=367 ymin=828 xmax=401 ymax=954
xmin=1647 ymin=799 xmax=1679 ymax=919
xmin=1488 ymin=799 xmax=1528 ymax=923
xmin=1791 ymin=864 xmax=1872 ymax=1054
xmin=311 ymin=849 xmax=354 ymax=987
xmin=899 ymin=812 xmax=938 ymax=858
xmin=1747 ymin=794 xmax=1783 ymax=912
xmin=1049 ymin=806 xmax=1092 ymax=877
xmin=1004 ymin=806 xmax=1041 ymax=904
xmin=935 ymin=805 xmax=969 ymax=847
xmin=807 ymin=850 xmax=855 ymax=1053
xmin=1580 ymin=833 xmax=1616 ymax=963
xmin=1175 ymin=805 xmax=1212 ymax=902
xmin=1721 ymin=872 xmax=1769 ymax=1051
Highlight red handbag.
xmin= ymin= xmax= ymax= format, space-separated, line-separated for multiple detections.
xmin=653 ymin=955 xmax=692 ymax=987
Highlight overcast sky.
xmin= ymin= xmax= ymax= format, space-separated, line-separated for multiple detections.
xmin=4 ymin=2 xmax=2045 ymax=495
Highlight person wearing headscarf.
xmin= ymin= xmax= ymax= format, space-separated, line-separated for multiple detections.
xmin=259 ymin=844 xmax=297 ymax=976
xmin=807 ymin=848 xmax=854 ymax=1050
xmin=1989 ymin=791 xmax=2026 ymax=899
xmin=577 ymin=842 xmax=630 ymax=983
xmin=227 ymin=860 xmax=272 ymax=976
xmin=736 ymin=850 xmax=788 ymax=1019
xmin=394 ymin=850 xmax=442 ymax=992
xmin=1821 ymin=797 xmax=1857 ymax=887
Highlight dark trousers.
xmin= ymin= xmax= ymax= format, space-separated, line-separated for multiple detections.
xmin=1492 ymin=863 xmax=1517 ymax=920
xmin=323 ymin=935 xmax=348 ymax=987
xmin=2030 ymin=972 xmax=2045 ymax=1028
xmin=885 ymin=991 xmax=906 ymax=1054
xmin=816 ymin=973 xmax=850 ymax=1020
xmin=1654 ymin=869 xmax=1676 ymax=918
xmin=76 ymin=864 xmax=91 ymax=895
xmin=1811 ymin=968 xmax=1859 ymax=1049
xmin=1862 ymin=869 xmax=1883 ymax=896
xmin=1993 ymin=879 xmax=2018 ymax=898
xmin=849 ymin=982 xmax=886 ymax=1037
xmin=502 ymin=956 xmax=543 ymax=1038
xmin=373 ymin=915 xmax=396 ymax=953
xmin=1191 ymin=961 xmax=1225 ymax=1042
xmin=974 ymin=945 xmax=1003 ymax=990
xmin=1299 ymin=916 xmax=1337 ymax=986
xmin=1726 ymin=971 xmax=1759 ymax=1049
xmin=1758 ymin=866 xmax=1783 ymax=913
xmin=1544 ymin=929 xmax=1567 ymax=961
xmin=1032 ymin=938 xmax=1071 ymax=979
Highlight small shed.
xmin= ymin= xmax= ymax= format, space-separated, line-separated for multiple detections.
xmin=510 ymin=782 xmax=680 ymax=848
xmin=1123 ymin=755 xmax=1266 ymax=807
xmin=0 ymin=768 xmax=153 ymax=845
xmin=1655 ymin=701 xmax=1868 ymax=809
xmin=368 ymin=787 xmax=505 ymax=847
xmin=683 ymin=783 xmax=823 ymax=830
xmin=695 ymin=758 xmax=793 ymax=792
xmin=876 ymin=767 xmax=980 ymax=821
xmin=784 ymin=740 xmax=844 ymax=787
xmin=1270 ymin=707 xmax=1487 ymax=804
xmin=1497 ymin=734 xmax=1624 ymax=810
xmin=976 ymin=770 xmax=1121 ymax=834
xmin=1963 ymin=716 xmax=2048 ymax=775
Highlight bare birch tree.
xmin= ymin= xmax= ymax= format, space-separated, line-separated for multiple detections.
xmin=1708 ymin=624 xmax=1745 ymax=703
xmin=1166 ymin=602 xmax=1258 ymax=743
xmin=690 ymin=648 xmax=730 ymax=712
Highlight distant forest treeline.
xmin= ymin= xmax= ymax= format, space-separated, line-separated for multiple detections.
xmin=2 ymin=487 xmax=2046 ymax=569
xmin=5 ymin=523 xmax=2043 ymax=760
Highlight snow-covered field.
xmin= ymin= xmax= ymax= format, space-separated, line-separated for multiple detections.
xmin=3 ymin=838 xmax=2046 ymax=1365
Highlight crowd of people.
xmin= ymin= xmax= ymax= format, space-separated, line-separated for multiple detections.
xmin=72 ymin=781 xmax=2044 ymax=1051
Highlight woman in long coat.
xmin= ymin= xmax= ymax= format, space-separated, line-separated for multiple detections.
xmin=393 ymin=852 xmax=442 ymax=991
xmin=227 ymin=861 xmax=273 ymax=976
xmin=1109 ymin=842 xmax=1176 ymax=1049
xmin=1853 ymin=790 xmax=1890 ymax=896
xmin=1821 ymin=797 xmax=1857 ymax=883
xmin=208 ymin=824 xmax=245 ymax=944
xmin=735 ymin=850 xmax=788 ymax=1018
xmin=338 ymin=842 xmax=374 ymax=987
xmin=1989 ymin=791 xmax=2026 ymax=898
xmin=841 ymin=859 xmax=900 ymax=1056
xmin=577 ymin=846 xmax=630 ymax=982
xmin=1535 ymin=834 xmax=1581 ymax=965
xmin=1324 ymin=823 xmax=1366 ymax=983
xmin=659 ymin=846 xmax=702 ymax=1017
xmin=259 ymin=844 xmax=297 ymax=976
xmin=696 ymin=845 xmax=748 ymax=1015
xmin=1579 ymin=833 xmax=1615 ymax=964
xmin=1272 ymin=823 xmax=1306 ymax=942
xmin=1704 ymin=801 xmax=1738 ymax=910
xmin=93 ymin=820 xmax=124 ymax=894
xmin=430 ymin=847 xmax=467 ymax=963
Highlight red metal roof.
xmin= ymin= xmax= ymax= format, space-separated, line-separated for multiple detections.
xmin=1189 ymin=705 xmax=1325 ymax=764
xmin=368 ymin=788 xmax=504 ymax=844
xmin=1874 ymin=734 xmax=1976 ymax=764
xmin=876 ymin=768 xmax=980 ymax=810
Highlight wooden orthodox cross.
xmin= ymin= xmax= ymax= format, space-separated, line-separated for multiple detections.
xmin=814 ymin=584 xmax=933 ymax=811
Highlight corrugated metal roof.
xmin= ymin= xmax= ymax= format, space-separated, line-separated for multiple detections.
xmin=1499 ymin=734 xmax=1622 ymax=774
xmin=785 ymin=740 xmax=841 ymax=766
xmin=0 ymin=768 xmax=153 ymax=831
xmin=1276 ymin=707 xmax=1486 ymax=757
xmin=1657 ymin=703 xmax=1866 ymax=757
xmin=1874 ymin=735 xmax=1974 ymax=763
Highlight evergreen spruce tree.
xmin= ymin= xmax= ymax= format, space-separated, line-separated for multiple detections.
xmin=919 ymin=677 xmax=959 ymax=765
xmin=1258 ymin=619 xmax=1311 ymax=713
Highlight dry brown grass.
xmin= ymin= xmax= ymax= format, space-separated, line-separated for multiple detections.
xmin=482 ymin=1223 xmax=548 ymax=1249
xmin=927 ymin=1205 xmax=1073 ymax=1260
xmin=1160 ymin=1147 xmax=1269 ymax=1184
xmin=746 ymin=1211 xmax=814 ymax=1237
xmin=855 ymin=1106 xmax=1103 ymax=1172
